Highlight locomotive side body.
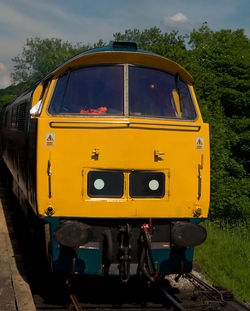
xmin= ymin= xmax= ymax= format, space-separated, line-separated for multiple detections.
xmin=0 ymin=43 xmax=210 ymax=280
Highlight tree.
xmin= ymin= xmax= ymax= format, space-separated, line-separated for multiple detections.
xmin=187 ymin=24 xmax=250 ymax=221
xmin=113 ymin=27 xmax=187 ymax=64
xmin=0 ymin=94 xmax=14 ymax=107
xmin=11 ymin=38 xmax=91 ymax=87
xmin=0 ymin=82 xmax=26 ymax=107
xmin=189 ymin=24 xmax=250 ymax=118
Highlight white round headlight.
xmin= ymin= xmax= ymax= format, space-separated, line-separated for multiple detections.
xmin=148 ymin=179 xmax=159 ymax=191
xmin=94 ymin=178 xmax=105 ymax=190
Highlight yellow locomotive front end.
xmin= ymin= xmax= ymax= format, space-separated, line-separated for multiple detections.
xmin=32 ymin=43 xmax=210 ymax=279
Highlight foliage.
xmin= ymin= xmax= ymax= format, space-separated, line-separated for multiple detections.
xmin=11 ymin=37 xmax=91 ymax=87
xmin=0 ymin=94 xmax=14 ymax=107
xmin=113 ymin=27 xmax=187 ymax=64
xmin=194 ymin=221 xmax=250 ymax=301
xmin=0 ymin=82 xmax=26 ymax=107
xmin=187 ymin=24 xmax=250 ymax=221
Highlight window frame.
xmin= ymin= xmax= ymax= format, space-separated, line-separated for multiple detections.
xmin=127 ymin=64 xmax=198 ymax=121
xmin=47 ymin=63 xmax=198 ymax=121
xmin=47 ymin=64 xmax=125 ymax=118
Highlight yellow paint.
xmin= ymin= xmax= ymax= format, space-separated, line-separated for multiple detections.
xmin=172 ymin=89 xmax=181 ymax=117
xmin=36 ymin=118 xmax=210 ymax=218
xmin=33 ymin=52 xmax=210 ymax=220
xmin=31 ymin=83 xmax=43 ymax=107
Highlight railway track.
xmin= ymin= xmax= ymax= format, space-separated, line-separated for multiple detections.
xmin=0 ymin=179 xmax=249 ymax=311
xmin=60 ymin=272 xmax=250 ymax=311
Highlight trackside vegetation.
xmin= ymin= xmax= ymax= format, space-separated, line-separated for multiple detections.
xmin=194 ymin=221 xmax=250 ymax=301
xmin=0 ymin=23 xmax=249 ymax=300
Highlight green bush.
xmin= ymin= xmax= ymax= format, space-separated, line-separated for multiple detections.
xmin=194 ymin=221 xmax=250 ymax=301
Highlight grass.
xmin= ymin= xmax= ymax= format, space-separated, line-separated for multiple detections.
xmin=194 ymin=221 xmax=250 ymax=302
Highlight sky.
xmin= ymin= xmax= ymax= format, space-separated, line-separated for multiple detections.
xmin=0 ymin=0 xmax=249 ymax=89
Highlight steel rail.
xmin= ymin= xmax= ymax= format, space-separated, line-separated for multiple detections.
xmin=186 ymin=272 xmax=224 ymax=302
xmin=186 ymin=273 xmax=250 ymax=310
xmin=233 ymin=297 xmax=250 ymax=311
xmin=160 ymin=288 xmax=186 ymax=311
xmin=69 ymin=293 xmax=83 ymax=311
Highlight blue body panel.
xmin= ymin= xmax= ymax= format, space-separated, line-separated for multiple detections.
xmin=45 ymin=216 xmax=204 ymax=276
xmin=152 ymin=247 xmax=193 ymax=274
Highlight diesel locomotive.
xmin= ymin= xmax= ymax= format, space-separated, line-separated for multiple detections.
xmin=0 ymin=42 xmax=210 ymax=282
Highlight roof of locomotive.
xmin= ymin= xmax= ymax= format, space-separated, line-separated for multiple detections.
xmin=44 ymin=41 xmax=194 ymax=84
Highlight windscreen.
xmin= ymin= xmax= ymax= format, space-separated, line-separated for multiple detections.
xmin=49 ymin=66 xmax=124 ymax=115
xmin=129 ymin=66 xmax=196 ymax=120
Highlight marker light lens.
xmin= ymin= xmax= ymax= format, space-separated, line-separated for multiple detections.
xmin=148 ymin=179 xmax=159 ymax=191
xmin=94 ymin=179 xmax=105 ymax=190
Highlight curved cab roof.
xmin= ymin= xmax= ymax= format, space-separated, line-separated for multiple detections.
xmin=45 ymin=41 xmax=194 ymax=84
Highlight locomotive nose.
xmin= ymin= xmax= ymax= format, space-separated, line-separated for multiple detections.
xmin=55 ymin=221 xmax=93 ymax=249
xmin=171 ymin=222 xmax=207 ymax=248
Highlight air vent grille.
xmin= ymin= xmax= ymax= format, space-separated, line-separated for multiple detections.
xmin=17 ymin=103 xmax=27 ymax=131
